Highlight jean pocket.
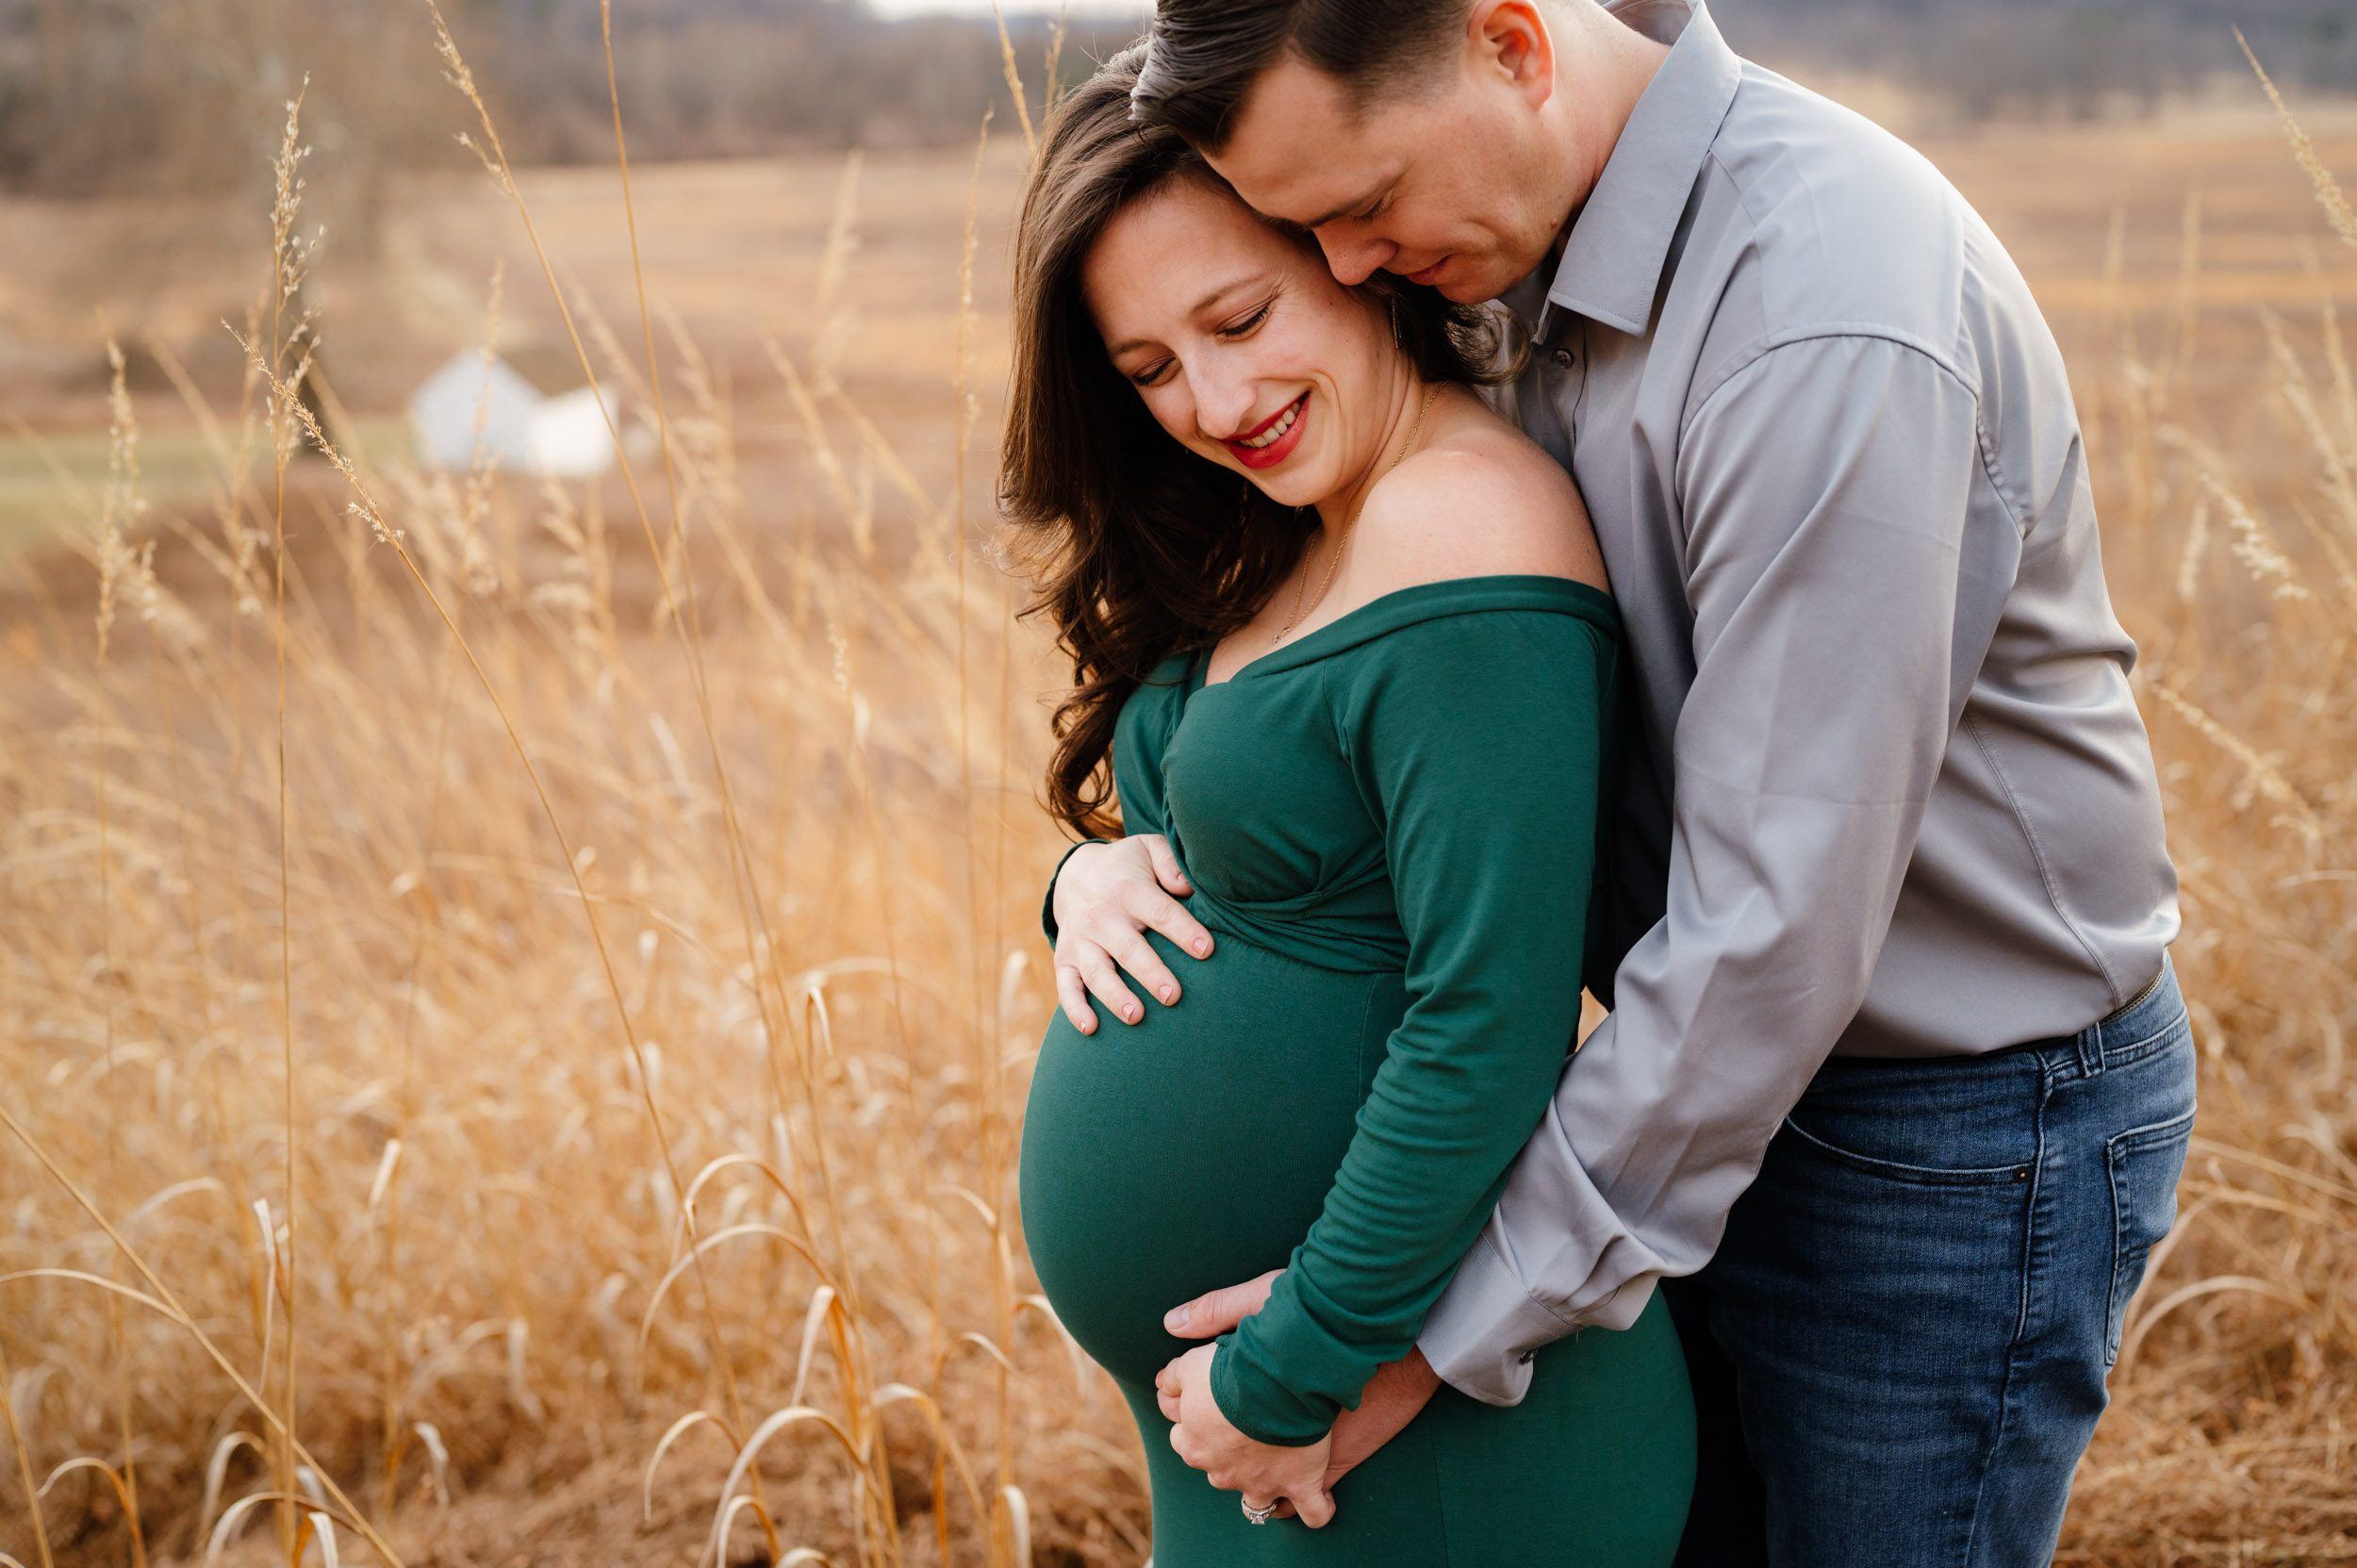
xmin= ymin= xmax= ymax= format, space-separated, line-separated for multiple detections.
xmin=1779 ymin=1113 xmax=2034 ymax=1186
xmin=1781 ymin=1055 xmax=2042 ymax=1186
xmin=2104 ymin=1105 xmax=2196 ymax=1365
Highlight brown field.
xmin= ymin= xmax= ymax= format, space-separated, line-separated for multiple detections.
xmin=0 ymin=43 xmax=2352 ymax=1568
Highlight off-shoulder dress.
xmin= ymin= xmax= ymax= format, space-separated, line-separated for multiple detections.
xmin=1020 ymin=574 xmax=1696 ymax=1566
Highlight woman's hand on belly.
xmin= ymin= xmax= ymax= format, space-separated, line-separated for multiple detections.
xmin=1155 ymin=1344 xmax=1337 ymax=1527
xmin=1050 ymin=834 xmax=1213 ymax=1032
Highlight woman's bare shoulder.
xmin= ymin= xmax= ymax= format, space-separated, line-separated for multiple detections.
xmin=1352 ymin=394 xmax=1609 ymax=596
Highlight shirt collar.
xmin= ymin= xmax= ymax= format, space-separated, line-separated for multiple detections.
xmin=1532 ymin=0 xmax=1743 ymax=338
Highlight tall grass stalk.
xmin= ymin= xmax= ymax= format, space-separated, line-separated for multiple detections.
xmin=261 ymin=81 xmax=314 ymax=1568
xmin=93 ymin=331 xmax=153 ymax=1568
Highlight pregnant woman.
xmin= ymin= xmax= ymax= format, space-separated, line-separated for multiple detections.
xmin=1002 ymin=51 xmax=1695 ymax=1566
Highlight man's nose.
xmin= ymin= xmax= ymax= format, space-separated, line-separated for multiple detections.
xmin=1315 ymin=229 xmax=1398 ymax=289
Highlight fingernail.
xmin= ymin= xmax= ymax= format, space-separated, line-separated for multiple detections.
xmin=1163 ymin=1307 xmax=1188 ymax=1332
xmin=1161 ymin=986 xmax=1177 ymax=1004
xmin=1195 ymin=939 xmax=1211 ymax=956
xmin=1125 ymin=1005 xmax=1141 ymax=1023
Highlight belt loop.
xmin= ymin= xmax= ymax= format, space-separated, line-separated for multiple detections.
xmin=2075 ymin=1009 xmax=2106 ymax=1079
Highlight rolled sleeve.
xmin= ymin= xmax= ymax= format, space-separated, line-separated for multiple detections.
xmin=1420 ymin=335 xmax=2018 ymax=1402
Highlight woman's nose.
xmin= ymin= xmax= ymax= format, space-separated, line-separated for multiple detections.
xmin=1186 ymin=363 xmax=1257 ymax=441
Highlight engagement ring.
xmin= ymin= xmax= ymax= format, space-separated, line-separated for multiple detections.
xmin=1241 ymin=1497 xmax=1278 ymax=1526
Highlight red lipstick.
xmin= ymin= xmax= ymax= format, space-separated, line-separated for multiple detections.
xmin=1224 ymin=392 xmax=1310 ymax=470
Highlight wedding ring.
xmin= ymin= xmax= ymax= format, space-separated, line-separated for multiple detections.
xmin=1241 ymin=1497 xmax=1278 ymax=1525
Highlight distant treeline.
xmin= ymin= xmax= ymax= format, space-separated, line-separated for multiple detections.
xmin=1721 ymin=0 xmax=2356 ymax=120
xmin=0 ymin=0 xmax=1141 ymax=201
xmin=0 ymin=0 xmax=2348 ymax=201
xmin=450 ymin=1 xmax=1148 ymax=166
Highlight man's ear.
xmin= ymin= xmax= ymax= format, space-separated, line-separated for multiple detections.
xmin=1466 ymin=0 xmax=1558 ymax=113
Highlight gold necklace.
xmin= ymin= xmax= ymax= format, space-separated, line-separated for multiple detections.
xmin=1271 ymin=381 xmax=1442 ymax=647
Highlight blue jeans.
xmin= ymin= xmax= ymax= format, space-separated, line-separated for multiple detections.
xmin=1666 ymin=954 xmax=2197 ymax=1568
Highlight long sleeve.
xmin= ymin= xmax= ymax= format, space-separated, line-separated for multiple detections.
xmin=1418 ymin=335 xmax=2019 ymax=1402
xmin=1207 ymin=605 xmax=1619 ymax=1444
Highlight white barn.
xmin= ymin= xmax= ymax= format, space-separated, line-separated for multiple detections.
xmin=408 ymin=349 xmax=627 ymax=479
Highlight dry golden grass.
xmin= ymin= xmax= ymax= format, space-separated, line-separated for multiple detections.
xmin=0 ymin=24 xmax=2350 ymax=1568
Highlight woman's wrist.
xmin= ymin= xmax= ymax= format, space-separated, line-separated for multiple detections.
xmin=1210 ymin=1332 xmax=1333 ymax=1448
xmin=1040 ymin=835 xmax=1108 ymax=945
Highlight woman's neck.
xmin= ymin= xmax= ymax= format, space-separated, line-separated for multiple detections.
xmin=1311 ymin=368 xmax=1428 ymax=534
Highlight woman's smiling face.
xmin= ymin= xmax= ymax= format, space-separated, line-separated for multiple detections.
xmin=1081 ymin=173 xmax=1396 ymax=511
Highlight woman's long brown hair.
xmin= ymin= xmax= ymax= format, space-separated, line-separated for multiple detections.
xmin=999 ymin=43 xmax=1510 ymax=839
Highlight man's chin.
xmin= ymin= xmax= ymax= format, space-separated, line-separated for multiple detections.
xmin=1406 ymin=256 xmax=1516 ymax=305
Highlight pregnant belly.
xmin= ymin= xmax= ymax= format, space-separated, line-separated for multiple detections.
xmin=1018 ymin=931 xmax=1404 ymax=1389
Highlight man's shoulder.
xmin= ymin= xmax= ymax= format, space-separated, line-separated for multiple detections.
xmin=1710 ymin=62 xmax=1959 ymax=235
xmin=1689 ymin=63 xmax=2029 ymax=388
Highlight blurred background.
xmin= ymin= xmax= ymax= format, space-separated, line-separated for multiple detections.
xmin=0 ymin=3 xmax=2351 ymax=1566
xmin=7 ymin=0 xmax=2357 ymax=529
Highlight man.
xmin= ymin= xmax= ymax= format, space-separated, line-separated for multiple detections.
xmin=1039 ymin=1 xmax=2194 ymax=1561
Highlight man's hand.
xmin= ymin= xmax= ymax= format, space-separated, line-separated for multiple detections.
xmin=1162 ymin=1270 xmax=1445 ymax=1507
xmin=1325 ymin=1346 xmax=1443 ymax=1481
xmin=1154 ymin=1344 xmax=1336 ymax=1527
xmin=1051 ymin=834 xmax=1214 ymax=1033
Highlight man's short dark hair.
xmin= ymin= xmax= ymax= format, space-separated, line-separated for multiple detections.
xmin=1129 ymin=0 xmax=1473 ymax=152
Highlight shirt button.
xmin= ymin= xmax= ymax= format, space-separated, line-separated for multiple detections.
xmin=1552 ymin=347 xmax=1575 ymax=369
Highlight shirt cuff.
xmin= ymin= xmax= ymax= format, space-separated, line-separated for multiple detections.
xmin=1414 ymin=1231 xmax=1656 ymax=1406
xmin=1040 ymin=836 xmax=1106 ymax=947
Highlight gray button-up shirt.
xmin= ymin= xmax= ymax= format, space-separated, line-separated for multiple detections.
xmin=1417 ymin=0 xmax=2180 ymax=1403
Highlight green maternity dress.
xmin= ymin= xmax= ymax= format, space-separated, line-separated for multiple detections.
xmin=1019 ymin=574 xmax=1696 ymax=1567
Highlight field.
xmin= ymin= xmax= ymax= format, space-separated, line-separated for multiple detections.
xmin=1 ymin=38 xmax=2353 ymax=1568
